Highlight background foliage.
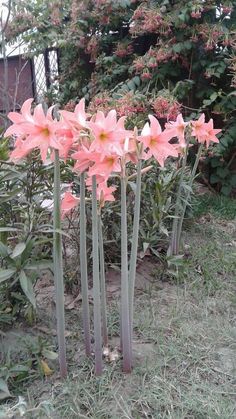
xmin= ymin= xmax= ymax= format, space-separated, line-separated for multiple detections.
xmin=6 ymin=0 xmax=236 ymax=194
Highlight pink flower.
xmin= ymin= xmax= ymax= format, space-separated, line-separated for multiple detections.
xmin=72 ymin=146 xmax=100 ymax=173
xmin=97 ymin=182 xmax=117 ymax=207
xmin=165 ymin=114 xmax=188 ymax=148
xmin=60 ymin=98 xmax=89 ymax=132
xmin=22 ymin=105 xmax=62 ymax=161
xmin=86 ymin=177 xmax=116 ymax=206
xmin=138 ymin=115 xmax=178 ymax=166
xmin=10 ymin=137 xmax=33 ymax=161
xmin=191 ymin=114 xmax=208 ymax=141
xmin=6 ymin=100 xmax=63 ymax=162
xmin=88 ymin=110 xmax=130 ymax=155
xmin=198 ymin=119 xmax=221 ymax=148
xmin=88 ymin=154 xmax=121 ymax=180
xmin=5 ymin=98 xmax=35 ymax=138
xmin=61 ymin=191 xmax=80 ymax=218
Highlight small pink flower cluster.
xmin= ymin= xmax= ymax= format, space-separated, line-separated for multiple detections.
xmin=132 ymin=45 xmax=177 ymax=78
xmin=88 ymin=92 xmax=146 ymax=118
xmin=191 ymin=5 xmax=203 ymax=19
xmin=114 ymin=42 xmax=134 ymax=58
xmin=5 ymin=99 xmax=221 ymax=218
xmin=130 ymin=5 xmax=172 ymax=37
xmin=152 ymin=96 xmax=181 ymax=121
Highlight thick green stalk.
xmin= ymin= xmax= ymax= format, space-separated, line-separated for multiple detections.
xmin=92 ymin=175 xmax=103 ymax=376
xmin=80 ymin=172 xmax=91 ymax=356
xmin=98 ymin=211 xmax=108 ymax=347
xmin=169 ymin=144 xmax=189 ymax=256
xmin=176 ymin=143 xmax=203 ymax=252
xmin=120 ymin=170 xmax=132 ymax=373
xmin=53 ymin=149 xmax=67 ymax=378
xmin=129 ymin=159 xmax=142 ymax=341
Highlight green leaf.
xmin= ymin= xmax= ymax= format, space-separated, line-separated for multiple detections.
xmin=24 ymin=260 xmax=53 ymax=271
xmin=9 ymin=365 xmax=30 ymax=374
xmin=230 ymin=174 xmax=236 ymax=187
xmin=19 ymin=270 xmax=36 ymax=308
xmin=173 ymin=43 xmax=182 ymax=53
xmin=210 ymin=157 xmax=222 ymax=168
xmin=0 ymin=268 xmax=16 ymax=282
xmin=216 ymin=167 xmax=229 ymax=179
xmin=0 ymin=227 xmax=20 ymax=232
xmin=210 ymin=174 xmax=220 ymax=184
xmin=221 ymin=185 xmax=232 ymax=196
xmin=132 ymin=76 xmax=140 ymax=87
xmin=0 ymin=241 xmax=9 ymax=257
xmin=0 ymin=378 xmax=11 ymax=400
xmin=11 ymin=242 xmax=26 ymax=259
xmin=220 ymin=136 xmax=231 ymax=147
xmin=42 ymin=348 xmax=58 ymax=360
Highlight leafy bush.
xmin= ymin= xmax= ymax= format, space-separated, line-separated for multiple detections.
xmin=0 ymin=151 xmax=54 ymax=325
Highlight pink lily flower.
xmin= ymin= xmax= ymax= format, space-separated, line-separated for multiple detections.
xmin=5 ymin=98 xmax=35 ymax=138
xmin=97 ymin=182 xmax=117 ymax=207
xmin=191 ymin=114 xmax=208 ymax=141
xmin=60 ymin=98 xmax=89 ymax=131
xmin=6 ymin=100 xmax=63 ymax=162
xmin=88 ymin=110 xmax=130 ymax=154
xmin=88 ymin=154 xmax=121 ymax=180
xmin=72 ymin=146 xmax=100 ymax=173
xmin=22 ymin=105 xmax=63 ymax=161
xmin=138 ymin=115 xmax=178 ymax=167
xmin=61 ymin=191 xmax=80 ymax=219
xmin=165 ymin=114 xmax=188 ymax=148
xmin=10 ymin=137 xmax=34 ymax=161
xmin=198 ymin=119 xmax=221 ymax=148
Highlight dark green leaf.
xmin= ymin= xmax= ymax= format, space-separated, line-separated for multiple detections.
xmin=0 ymin=268 xmax=16 ymax=282
xmin=19 ymin=270 xmax=36 ymax=308
xmin=11 ymin=242 xmax=26 ymax=259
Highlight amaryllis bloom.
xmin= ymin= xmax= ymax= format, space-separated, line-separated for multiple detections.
xmin=165 ymin=114 xmax=188 ymax=148
xmin=6 ymin=100 xmax=63 ymax=162
xmin=86 ymin=174 xmax=106 ymax=188
xmin=97 ymin=182 xmax=117 ymax=207
xmin=5 ymin=98 xmax=35 ymax=135
xmin=60 ymin=98 xmax=89 ymax=132
xmin=10 ymin=137 xmax=34 ymax=161
xmin=138 ymin=115 xmax=178 ymax=167
xmin=61 ymin=191 xmax=80 ymax=218
xmin=88 ymin=110 xmax=130 ymax=154
xmin=72 ymin=146 xmax=100 ymax=173
xmin=88 ymin=154 xmax=121 ymax=180
xmin=198 ymin=119 xmax=221 ymax=148
xmin=191 ymin=114 xmax=208 ymax=142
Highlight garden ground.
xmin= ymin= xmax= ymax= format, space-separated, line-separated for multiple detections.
xmin=1 ymin=193 xmax=236 ymax=419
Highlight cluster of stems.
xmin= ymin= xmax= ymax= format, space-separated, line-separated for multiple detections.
xmin=169 ymin=141 xmax=204 ymax=256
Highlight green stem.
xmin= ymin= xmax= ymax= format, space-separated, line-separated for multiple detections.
xmin=176 ymin=143 xmax=203 ymax=252
xmin=120 ymin=170 xmax=132 ymax=373
xmin=53 ymin=149 xmax=67 ymax=378
xmin=169 ymin=144 xmax=189 ymax=256
xmin=80 ymin=172 xmax=91 ymax=356
xmin=129 ymin=159 xmax=142 ymax=342
xmin=92 ymin=175 xmax=103 ymax=376
xmin=98 ymin=211 xmax=108 ymax=347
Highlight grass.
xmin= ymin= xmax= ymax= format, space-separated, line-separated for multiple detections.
xmin=193 ymin=193 xmax=236 ymax=220
xmin=1 ymin=194 xmax=236 ymax=418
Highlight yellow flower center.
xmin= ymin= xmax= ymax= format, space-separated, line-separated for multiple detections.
xmin=149 ymin=137 xmax=157 ymax=147
xmin=107 ymin=157 xmax=115 ymax=166
xmin=99 ymin=132 xmax=108 ymax=141
xmin=41 ymin=127 xmax=50 ymax=137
